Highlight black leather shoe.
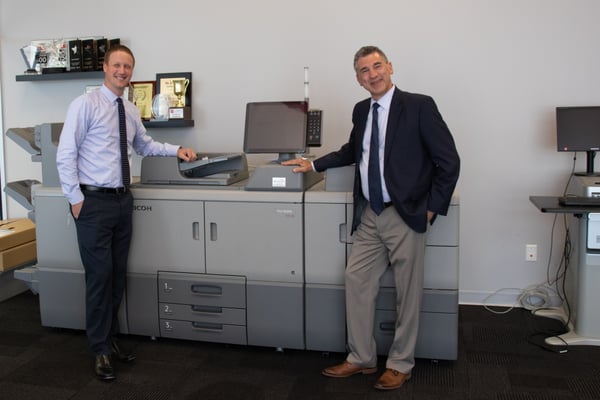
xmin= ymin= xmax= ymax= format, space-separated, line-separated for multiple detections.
xmin=95 ymin=354 xmax=115 ymax=381
xmin=112 ymin=340 xmax=136 ymax=363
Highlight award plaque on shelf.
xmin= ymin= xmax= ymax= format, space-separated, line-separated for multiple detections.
xmin=30 ymin=39 xmax=54 ymax=73
xmin=80 ymin=36 xmax=104 ymax=71
xmin=131 ymin=81 xmax=156 ymax=120
xmin=96 ymin=38 xmax=108 ymax=70
xmin=156 ymin=72 xmax=192 ymax=120
xmin=81 ymin=38 xmax=96 ymax=71
xmin=152 ymin=93 xmax=176 ymax=121
xmin=68 ymin=39 xmax=82 ymax=72
xmin=20 ymin=45 xmax=39 ymax=75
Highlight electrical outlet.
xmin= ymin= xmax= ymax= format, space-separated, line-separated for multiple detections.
xmin=526 ymin=244 xmax=537 ymax=261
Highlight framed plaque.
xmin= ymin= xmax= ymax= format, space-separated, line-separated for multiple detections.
xmin=156 ymin=72 xmax=192 ymax=112
xmin=131 ymin=81 xmax=155 ymax=120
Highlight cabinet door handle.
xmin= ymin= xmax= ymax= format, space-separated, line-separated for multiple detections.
xmin=339 ymin=223 xmax=347 ymax=243
xmin=379 ymin=322 xmax=395 ymax=332
xmin=192 ymin=321 xmax=223 ymax=332
xmin=191 ymin=305 xmax=223 ymax=315
xmin=210 ymin=222 xmax=217 ymax=241
xmin=190 ymin=284 xmax=222 ymax=296
xmin=192 ymin=222 xmax=200 ymax=240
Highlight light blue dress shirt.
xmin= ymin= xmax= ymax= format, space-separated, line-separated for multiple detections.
xmin=56 ymin=85 xmax=180 ymax=205
xmin=359 ymin=86 xmax=394 ymax=204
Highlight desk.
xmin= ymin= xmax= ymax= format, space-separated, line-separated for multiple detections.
xmin=530 ymin=195 xmax=600 ymax=214
xmin=530 ymin=195 xmax=600 ymax=346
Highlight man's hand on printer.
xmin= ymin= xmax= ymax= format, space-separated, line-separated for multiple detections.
xmin=281 ymin=157 xmax=314 ymax=173
xmin=177 ymin=147 xmax=198 ymax=162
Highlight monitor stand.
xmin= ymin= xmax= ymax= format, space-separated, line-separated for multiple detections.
xmin=574 ymin=151 xmax=600 ymax=177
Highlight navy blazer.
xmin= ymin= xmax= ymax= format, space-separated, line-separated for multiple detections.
xmin=314 ymin=87 xmax=460 ymax=233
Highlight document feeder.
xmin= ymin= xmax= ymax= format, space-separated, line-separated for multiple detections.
xmin=141 ymin=153 xmax=249 ymax=186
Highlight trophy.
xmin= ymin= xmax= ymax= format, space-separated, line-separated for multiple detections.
xmin=152 ymin=94 xmax=175 ymax=121
xmin=172 ymin=78 xmax=189 ymax=107
xmin=167 ymin=78 xmax=190 ymax=119
xmin=20 ymin=45 xmax=40 ymax=74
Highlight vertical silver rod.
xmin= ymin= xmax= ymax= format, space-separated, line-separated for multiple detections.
xmin=304 ymin=66 xmax=309 ymax=104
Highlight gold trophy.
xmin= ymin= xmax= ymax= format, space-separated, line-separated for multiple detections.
xmin=172 ymin=78 xmax=189 ymax=107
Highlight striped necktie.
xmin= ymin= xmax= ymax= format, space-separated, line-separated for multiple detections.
xmin=368 ymin=103 xmax=384 ymax=214
xmin=116 ymin=98 xmax=130 ymax=187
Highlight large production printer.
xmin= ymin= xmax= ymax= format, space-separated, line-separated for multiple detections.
xmin=9 ymin=122 xmax=460 ymax=360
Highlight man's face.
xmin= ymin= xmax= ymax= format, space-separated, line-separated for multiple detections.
xmin=103 ymin=50 xmax=134 ymax=95
xmin=355 ymin=52 xmax=394 ymax=100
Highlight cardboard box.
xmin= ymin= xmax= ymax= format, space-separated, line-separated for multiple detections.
xmin=0 ymin=241 xmax=36 ymax=272
xmin=0 ymin=219 xmax=36 ymax=252
xmin=0 ymin=219 xmax=37 ymax=272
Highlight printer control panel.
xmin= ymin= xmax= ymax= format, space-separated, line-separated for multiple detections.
xmin=306 ymin=109 xmax=322 ymax=147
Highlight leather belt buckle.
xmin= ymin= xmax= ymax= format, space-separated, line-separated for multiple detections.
xmin=80 ymin=184 xmax=128 ymax=194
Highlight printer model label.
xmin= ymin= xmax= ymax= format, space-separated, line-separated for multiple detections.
xmin=272 ymin=177 xmax=286 ymax=188
xmin=276 ymin=209 xmax=295 ymax=218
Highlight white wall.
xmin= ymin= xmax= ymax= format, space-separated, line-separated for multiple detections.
xmin=2 ymin=0 xmax=600 ymax=305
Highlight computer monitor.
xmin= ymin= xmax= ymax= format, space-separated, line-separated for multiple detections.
xmin=243 ymin=101 xmax=308 ymax=163
xmin=556 ymin=106 xmax=600 ymax=176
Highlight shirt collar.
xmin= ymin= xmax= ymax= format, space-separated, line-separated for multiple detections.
xmin=371 ymin=85 xmax=395 ymax=111
xmin=100 ymin=84 xmax=124 ymax=103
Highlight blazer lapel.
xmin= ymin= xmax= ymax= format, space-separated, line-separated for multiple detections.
xmin=384 ymin=88 xmax=404 ymax=162
xmin=355 ymin=99 xmax=371 ymax=159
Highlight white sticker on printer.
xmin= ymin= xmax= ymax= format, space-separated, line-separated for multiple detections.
xmin=272 ymin=177 xmax=286 ymax=187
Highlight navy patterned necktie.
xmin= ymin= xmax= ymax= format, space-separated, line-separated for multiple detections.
xmin=116 ymin=98 xmax=130 ymax=187
xmin=368 ymin=103 xmax=384 ymax=214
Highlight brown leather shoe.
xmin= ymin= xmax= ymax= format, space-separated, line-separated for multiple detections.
xmin=322 ymin=360 xmax=377 ymax=378
xmin=373 ymin=368 xmax=412 ymax=390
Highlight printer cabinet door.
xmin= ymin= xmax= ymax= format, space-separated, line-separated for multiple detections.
xmin=204 ymin=201 xmax=303 ymax=283
xmin=129 ymin=199 xmax=205 ymax=273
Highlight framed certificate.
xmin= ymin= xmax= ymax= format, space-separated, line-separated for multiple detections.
xmin=131 ymin=80 xmax=155 ymax=120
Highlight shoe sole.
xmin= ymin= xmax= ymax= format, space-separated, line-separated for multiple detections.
xmin=115 ymin=355 xmax=136 ymax=363
xmin=322 ymin=367 xmax=377 ymax=378
xmin=373 ymin=373 xmax=412 ymax=390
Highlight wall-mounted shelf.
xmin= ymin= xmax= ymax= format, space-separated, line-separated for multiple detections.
xmin=16 ymin=71 xmax=104 ymax=82
xmin=15 ymin=72 xmax=194 ymax=129
xmin=143 ymin=119 xmax=194 ymax=129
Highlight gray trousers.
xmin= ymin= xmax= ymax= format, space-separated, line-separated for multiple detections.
xmin=345 ymin=205 xmax=425 ymax=373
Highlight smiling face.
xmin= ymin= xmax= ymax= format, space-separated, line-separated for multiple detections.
xmin=354 ymin=51 xmax=394 ymax=100
xmin=103 ymin=49 xmax=134 ymax=96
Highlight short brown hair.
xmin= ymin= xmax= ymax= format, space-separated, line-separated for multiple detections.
xmin=104 ymin=44 xmax=135 ymax=67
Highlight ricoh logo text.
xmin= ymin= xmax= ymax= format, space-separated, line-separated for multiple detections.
xmin=133 ymin=204 xmax=152 ymax=212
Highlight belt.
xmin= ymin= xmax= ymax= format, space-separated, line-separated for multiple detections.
xmin=80 ymin=184 xmax=129 ymax=194
xmin=384 ymin=202 xmax=393 ymax=208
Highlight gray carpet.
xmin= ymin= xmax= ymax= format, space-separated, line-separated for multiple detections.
xmin=1 ymin=291 xmax=599 ymax=399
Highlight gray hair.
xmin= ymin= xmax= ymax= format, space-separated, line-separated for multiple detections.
xmin=353 ymin=46 xmax=388 ymax=71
